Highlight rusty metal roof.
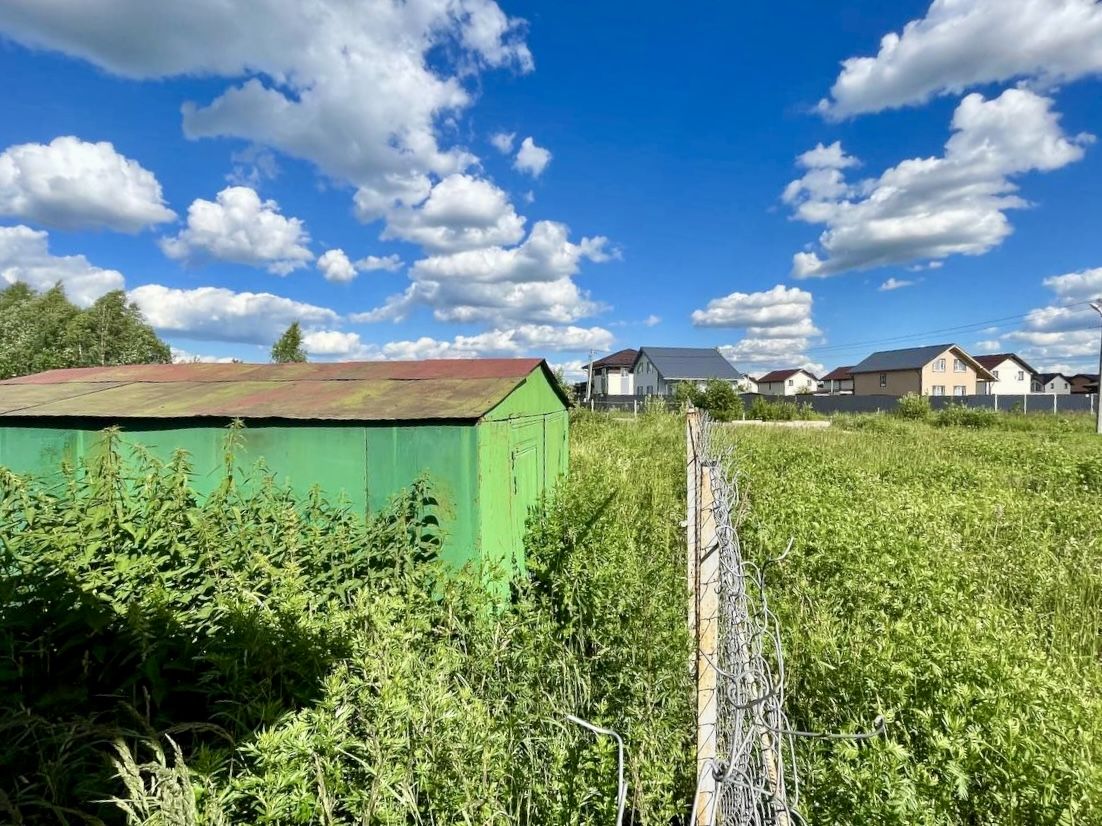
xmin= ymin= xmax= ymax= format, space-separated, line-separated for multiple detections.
xmin=0 ymin=359 xmax=563 ymax=422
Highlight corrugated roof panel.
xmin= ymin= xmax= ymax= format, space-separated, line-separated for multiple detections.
xmin=1 ymin=359 xmax=543 ymax=385
xmin=0 ymin=359 xmax=559 ymax=421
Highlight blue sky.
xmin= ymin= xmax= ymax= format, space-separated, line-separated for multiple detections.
xmin=0 ymin=0 xmax=1100 ymax=377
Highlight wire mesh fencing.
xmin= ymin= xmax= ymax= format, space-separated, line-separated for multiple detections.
xmin=688 ymin=411 xmax=801 ymax=826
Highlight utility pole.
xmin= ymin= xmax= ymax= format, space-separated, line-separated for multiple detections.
xmin=585 ymin=348 xmax=595 ymax=403
xmin=1091 ymin=301 xmax=1102 ymax=435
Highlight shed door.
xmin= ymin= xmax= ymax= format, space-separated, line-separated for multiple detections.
xmin=510 ymin=437 xmax=541 ymax=554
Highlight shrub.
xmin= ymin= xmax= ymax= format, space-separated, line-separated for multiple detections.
xmin=894 ymin=392 xmax=932 ymax=421
xmin=701 ymin=378 xmax=744 ymax=421
xmin=934 ymin=402 xmax=998 ymax=428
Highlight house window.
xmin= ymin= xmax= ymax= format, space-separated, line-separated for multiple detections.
xmin=879 ymin=373 xmax=887 ymax=388
xmin=1016 ymin=370 xmax=1024 ymax=381
xmin=993 ymin=369 xmax=999 ymax=379
xmin=787 ymin=378 xmax=793 ymax=386
xmin=953 ymin=358 xmax=966 ymax=372
xmin=933 ymin=359 xmax=946 ymax=372
xmin=932 ymin=385 xmax=945 ymax=396
xmin=620 ymin=367 xmax=628 ymax=376
xmin=953 ymin=385 xmax=966 ymax=396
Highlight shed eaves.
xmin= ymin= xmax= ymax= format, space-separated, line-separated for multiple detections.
xmin=0 ymin=359 xmax=565 ymax=422
xmin=636 ymin=347 xmax=742 ymax=380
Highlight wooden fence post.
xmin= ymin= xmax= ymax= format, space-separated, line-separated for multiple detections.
xmin=695 ymin=460 xmax=720 ymax=825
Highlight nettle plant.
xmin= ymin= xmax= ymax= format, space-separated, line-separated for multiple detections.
xmin=0 ymin=418 xmax=695 ymax=826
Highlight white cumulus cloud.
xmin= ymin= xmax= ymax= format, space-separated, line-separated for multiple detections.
xmin=786 ymin=89 xmax=1092 ymax=278
xmin=356 ymin=254 xmax=404 ymax=273
xmin=360 ymin=220 xmax=613 ymax=325
xmin=820 ymin=0 xmax=1102 ymax=118
xmin=0 ymin=136 xmax=174 ymax=232
xmin=160 ymin=186 xmax=313 ymax=274
xmin=490 ymin=132 xmax=516 ymax=153
xmin=381 ymin=173 xmax=526 ymax=253
xmin=514 ymin=137 xmax=552 ymax=177
xmin=303 ymin=324 xmax=613 ymax=360
xmin=1002 ymin=266 xmax=1102 ymax=369
xmin=128 ymin=284 xmax=338 ymax=344
xmin=693 ymin=284 xmax=823 ymax=375
xmin=691 ymin=284 xmax=816 ymax=329
xmin=0 ymin=0 xmax=533 ymax=219
xmin=0 ymin=224 xmax=123 ymax=305
xmin=317 ymin=249 xmax=357 ymax=283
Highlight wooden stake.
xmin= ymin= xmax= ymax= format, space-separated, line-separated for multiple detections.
xmin=695 ymin=460 xmax=720 ymax=825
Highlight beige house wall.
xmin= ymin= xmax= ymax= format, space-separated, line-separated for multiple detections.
xmin=852 ymin=370 xmax=921 ymax=395
xmin=921 ymin=348 xmax=981 ymax=396
xmin=853 ymin=347 xmax=989 ymax=396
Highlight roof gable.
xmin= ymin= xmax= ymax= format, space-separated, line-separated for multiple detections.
xmin=635 ymin=347 xmax=742 ymax=380
xmin=588 ymin=348 xmax=638 ymax=370
xmin=0 ymin=359 xmax=569 ymax=422
xmin=973 ymin=353 xmax=1037 ymax=375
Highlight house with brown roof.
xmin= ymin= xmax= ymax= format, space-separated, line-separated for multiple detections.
xmin=1070 ymin=373 xmax=1100 ymax=395
xmin=584 ymin=348 xmax=637 ymax=397
xmin=973 ymin=353 xmax=1037 ymax=395
xmin=818 ymin=366 xmax=854 ymax=395
xmin=757 ymin=368 xmax=818 ymax=396
xmin=850 ymin=344 xmax=996 ymax=397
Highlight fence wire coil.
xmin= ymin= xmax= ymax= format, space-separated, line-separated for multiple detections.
xmin=691 ymin=414 xmax=803 ymax=826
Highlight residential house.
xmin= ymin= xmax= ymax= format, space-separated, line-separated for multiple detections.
xmin=1036 ymin=373 xmax=1072 ymax=394
xmin=818 ymin=366 xmax=854 ymax=395
xmin=632 ymin=347 xmax=747 ymax=396
xmin=757 ymin=368 xmax=818 ymax=396
xmin=1070 ymin=373 xmax=1100 ymax=394
xmin=850 ymin=344 xmax=996 ymax=396
xmin=973 ymin=353 xmax=1037 ymax=395
xmin=583 ymin=348 xmax=637 ymax=398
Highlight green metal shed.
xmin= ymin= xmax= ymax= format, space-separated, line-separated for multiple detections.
xmin=0 ymin=358 xmax=569 ymax=576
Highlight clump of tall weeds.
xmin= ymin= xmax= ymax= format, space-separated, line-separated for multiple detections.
xmin=1 ymin=419 xmax=694 ymax=825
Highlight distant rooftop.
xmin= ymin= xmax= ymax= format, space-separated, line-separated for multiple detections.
xmin=820 ymin=366 xmax=854 ymax=382
xmin=758 ymin=368 xmax=817 ymax=383
xmin=851 ymin=344 xmax=994 ymax=380
xmin=636 ymin=347 xmax=742 ymax=380
xmin=587 ymin=348 xmax=638 ymax=371
xmin=973 ymin=353 xmax=1038 ymax=375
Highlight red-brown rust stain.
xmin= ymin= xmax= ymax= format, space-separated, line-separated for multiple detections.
xmin=0 ymin=359 xmax=544 ymax=385
xmin=1 ymin=376 xmax=527 ymax=421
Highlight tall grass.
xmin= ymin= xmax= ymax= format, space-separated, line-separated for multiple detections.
xmin=0 ymin=416 xmax=693 ymax=825
xmin=720 ymin=417 xmax=1102 ymax=824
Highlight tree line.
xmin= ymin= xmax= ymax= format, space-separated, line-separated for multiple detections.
xmin=0 ymin=283 xmax=171 ymax=380
xmin=0 ymin=282 xmax=315 ymax=379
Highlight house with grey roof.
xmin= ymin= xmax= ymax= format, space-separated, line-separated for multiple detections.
xmin=850 ymin=343 xmax=996 ymax=397
xmin=632 ymin=347 xmax=749 ymax=396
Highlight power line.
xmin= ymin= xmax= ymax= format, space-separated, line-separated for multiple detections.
xmin=787 ymin=300 xmax=1096 ymax=361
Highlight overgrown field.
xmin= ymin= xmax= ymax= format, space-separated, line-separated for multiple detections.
xmin=0 ymin=420 xmax=692 ymax=825
xmin=718 ymin=414 xmax=1102 ymax=824
xmin=4 ymin=412 xmax=1101 ymax=825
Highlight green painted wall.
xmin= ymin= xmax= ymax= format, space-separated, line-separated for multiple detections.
xmin=0 ymin=367 xmax=568 ymax=581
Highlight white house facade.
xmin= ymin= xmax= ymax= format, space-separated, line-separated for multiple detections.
xmin=757 ymin=369 xmax=818 ymax=396
xmin=974 ymin=354 xmax=1036 ymax=395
